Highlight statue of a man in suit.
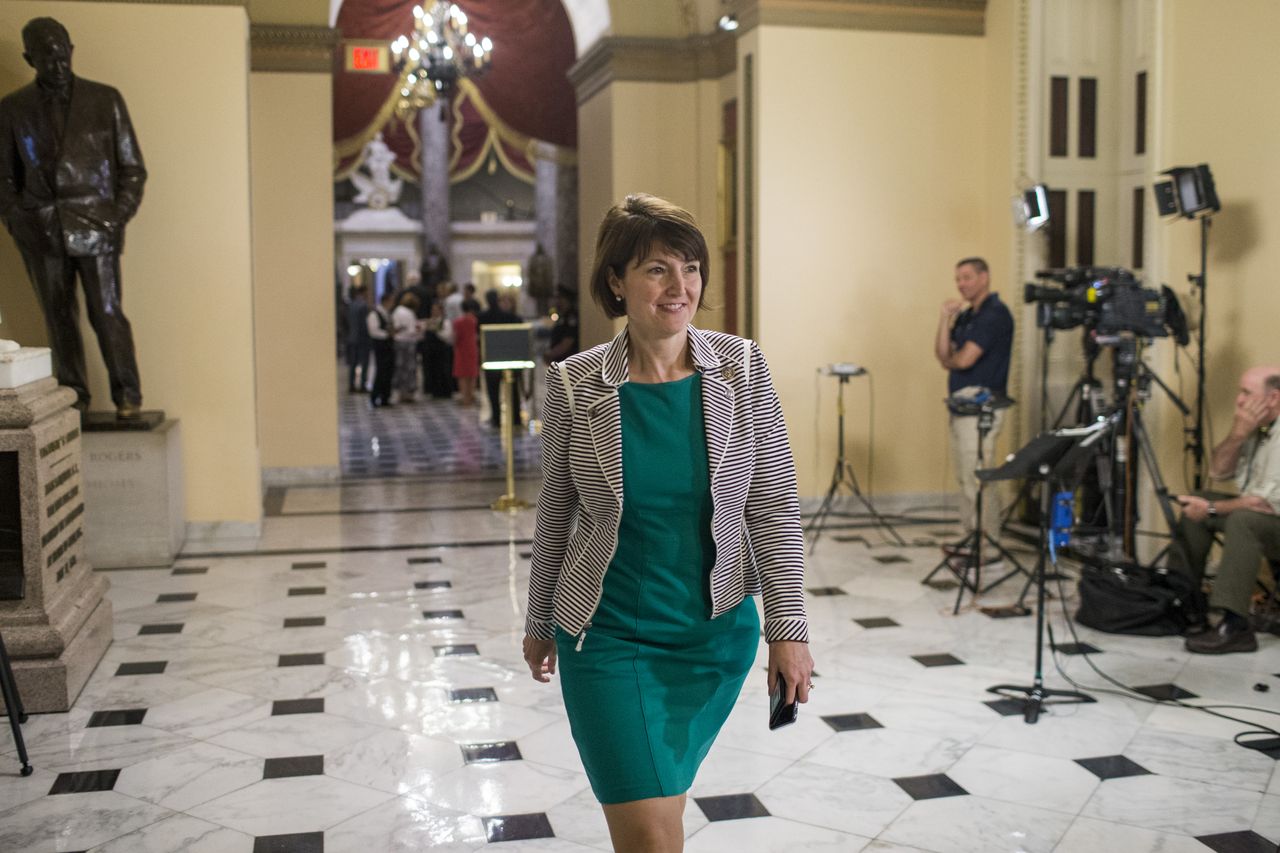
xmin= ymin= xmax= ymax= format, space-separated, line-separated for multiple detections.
xmin=0 ymin=17 xmax=147 ymax=417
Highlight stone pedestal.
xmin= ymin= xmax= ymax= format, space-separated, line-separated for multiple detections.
xmin=83 ymin=419 xmax=185 ymax=568
xmin=0 ymin=372 xmax=112 ymax=713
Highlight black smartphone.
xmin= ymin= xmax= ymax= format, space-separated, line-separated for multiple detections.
xmin=768 ymin=673 xmax=798 ymax=730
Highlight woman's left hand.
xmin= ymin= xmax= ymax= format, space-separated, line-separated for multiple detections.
xmin=767 ymin=640 xmax=815 ymax=705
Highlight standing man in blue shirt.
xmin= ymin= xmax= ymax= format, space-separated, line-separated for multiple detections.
xmin=934 ymin=257 xmax=1015 ymax=546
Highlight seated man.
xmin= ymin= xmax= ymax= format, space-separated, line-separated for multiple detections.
xmin=1173 ymin=365 xmax=1280 ymax=654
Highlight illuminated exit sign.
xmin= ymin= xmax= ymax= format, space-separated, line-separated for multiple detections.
xmin=345 ymin=42 xmax=389 ymax=73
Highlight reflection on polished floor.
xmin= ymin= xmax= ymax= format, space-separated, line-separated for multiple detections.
xmin=2 ymin=476 xmax=1279 ymax=852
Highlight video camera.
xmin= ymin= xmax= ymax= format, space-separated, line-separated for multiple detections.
xmin=1023 ymin=266 xmax=1188 ymax=344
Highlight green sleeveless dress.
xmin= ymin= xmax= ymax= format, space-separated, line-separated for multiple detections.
xmin=555 ymin=373 xmax=760 ymax=804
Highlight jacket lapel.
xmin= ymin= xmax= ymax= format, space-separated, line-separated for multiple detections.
xmin=584 ymin=327 xmax=629 ymax=505
xmin=689 ymin=327 xmax=735 ymax=483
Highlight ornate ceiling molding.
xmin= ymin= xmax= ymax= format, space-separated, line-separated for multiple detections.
xmin=250 ymin=24 xmax=339 ymax=73
xmin=568 ymin=31 xmax=736 ymax=104
xmin=735 ymin=0 xmax=986 ymax=37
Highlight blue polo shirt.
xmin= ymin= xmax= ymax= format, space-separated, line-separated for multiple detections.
xmin=948 ymin=292 xmax=1013 ymax=396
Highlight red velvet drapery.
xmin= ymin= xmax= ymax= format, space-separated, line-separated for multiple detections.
xmin=333 ymin=0 xmax=577 ymax=183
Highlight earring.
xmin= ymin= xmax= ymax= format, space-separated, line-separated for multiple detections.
xmin=614 ymin=293 xmax=623 ymax=301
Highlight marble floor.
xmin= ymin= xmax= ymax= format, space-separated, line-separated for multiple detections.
xmin=3 ymin=480 xmax=1280 ymax=850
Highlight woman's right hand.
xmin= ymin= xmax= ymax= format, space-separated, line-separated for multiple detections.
xmin=522 ymin=635 xmax=557 ymax=683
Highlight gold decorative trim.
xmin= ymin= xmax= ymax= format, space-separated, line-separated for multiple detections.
xmin=732 ymin=0 xmax=986 ymax=37
xmin=250 ymin=25 xmax=339 ymax=73
xmin=568 ymin=31 xmax=736 ymax=104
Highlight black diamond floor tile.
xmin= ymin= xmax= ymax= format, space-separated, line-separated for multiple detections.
xmin=287 ymin=587 xmax=326 ymax=597
xmin=1240 ymin=736 xmax=1280 ymax=760
xmin=807 ymin=586 xmax=847 ymax=596
xmin=423 ymin=609 xmax=465 ymax=620
xmin=291 ymin=561 xmax=326 ymax=570
xmin=451 ymin=687 xmax=499 ymax=703
xmin=283 ymin=617 xmax=326 ymax=628
xmin=1053 ymin=642 xmax=1101 ymax=655
xmin=253 ymin=831 xmax=324 ymax=853
xmin=138 ymin=623 xmax=183 ymax=635
xmin=414 ymin=580 xmax=451 ymax=590
xmin=462 ymin=741 xmax=522 ymax=763
xmin=873 ymin=554 xmax=910 ymax=564
xmin=408 ymin=556 xmax=443 ymax=564
xmin=1195 ymin=830 xmax=1279 ymax=853
xmin=1074 ymin=755 xmax=1151 ymax=780
xmin=171 ymin=566 xmax=208 ymax=575
xmin=263 ymin=755 xmax=324 ymax=779
xmin=925 ymin=579 xmax=960 ymax=591
xmin=434 ymin=644 xmax=479 ymax=657
xmin=115 ymin=661 xmax=167 ymax=676
xmin=822 ymin=712 xmax=883 ymax=732
xmin=156 ymin=592 xmax=197 ymax=603
xmin=1133 ymin=683 xmax=1198 ymax=700
xmin=695 ymin=793 xmax=771 ymax=821
xmin=86 ymin=709 xmax=148 ymax=728
xmin=984 ymin=698 xmax=1027 ymax=716
xmin=49 ymin=769 xmax=121 ymax=795
xmin=893 ymin=773 xmax=968 ymax=800
xmin=854 ymin=617 xmax=899 ymax=629
xmin=483 ymin=813 xmax=555 ymax=843
xmin=271 ymin=698 xmax=325 ymax=716
xmin=278 ymin=653 xmax=325 ymax=667
xmin=912 ymin=653 xmax=965 ymax=667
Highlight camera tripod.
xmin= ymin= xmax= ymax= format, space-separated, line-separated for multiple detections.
xmin=807 ymin=371 xmax=905 ymax=549
xmin=983 ymin=427 xmax=1099 ymax=724
xmin=923 ymin=399 xmax=1028 ymax=613
xmin=0 ymin=629 xmax=33 ymax=776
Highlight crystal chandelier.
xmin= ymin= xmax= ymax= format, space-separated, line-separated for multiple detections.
xmin=390 ymin=2 xmax=492 ymax=117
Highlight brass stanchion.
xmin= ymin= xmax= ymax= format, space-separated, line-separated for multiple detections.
xmin=491 ymin=368 xmax=529 ymax=512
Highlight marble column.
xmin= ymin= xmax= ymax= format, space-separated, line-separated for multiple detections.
xmin=419 ymin=100 xmax=452 ymax=270
xmin=532 ymin=141 xmax=579 ymax=298
xmin=0 ymin=348 xmax=112 ymax=713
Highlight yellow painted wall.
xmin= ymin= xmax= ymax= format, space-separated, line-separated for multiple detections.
xmin=752 ymin=24 xmax=1006 ymax=498
xmin=249 ymin=0 xmax=330 ymax=27
xmin=250 ymin=72 xmax=339 ymax=473
xmin=0 ymin=2 xmax=261 ymax=526
xmin=575 ymin=85 xmax=617 ymax=349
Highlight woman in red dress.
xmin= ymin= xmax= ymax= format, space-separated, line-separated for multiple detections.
xmin=452 ymin=299 xmax=480 ymax=405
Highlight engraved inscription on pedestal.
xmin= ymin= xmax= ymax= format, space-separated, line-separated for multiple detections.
xmin=83 ymin=420 xmax=184 ymax=569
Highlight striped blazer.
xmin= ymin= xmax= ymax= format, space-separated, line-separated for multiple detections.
xmin=526 ymin=324 xmax=809 ymax=646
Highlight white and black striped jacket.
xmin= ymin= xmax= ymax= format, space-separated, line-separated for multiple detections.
xmin=526 ymin=324 xmax=808 ymax=646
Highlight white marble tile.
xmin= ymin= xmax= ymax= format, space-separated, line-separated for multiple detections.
xmin=1254 ymin=793 xmax=1280 ymax=843
xmin=86 ymin=811 xmax=256 ymax=852
xmin=879 ymin=795 xmax=1074 ymax=853
xmin=683 ymin=815 xmax=871 ymax=852
xmin=74 ymin=672 xmax=211 ymax=709
xmin=0 ymin=790 xmax=174 ymax=852
xmin=114 ymin=741 xmax=264 ymax=811
xmin=515 ymin=720 xmax=587 ymax=774
xmin=802 ymin=727 xmax=969 ymax=779
xmin=1122 ymin=727 xmax=1275 ymax=792
xmin=866 ymin=691 xmax=1002 ymax=742
xmin=324 ymin=676 xmax=451 ymax=729
xmin=1053 ymin=815 xmax=1228 ymax=853
xmin=688 ymin=743 xmax=794 ymax=796
xmin=21 ymin=724 xmax=195 ymax=774
xmin=323 ymin=794 xmax=487 ymax=853
xmin=945 ymin=745 xmax=1099 ymax=814
xmin=191 ymin=662 xmax=373 ymax=700
xmin=326 ymin=728 xmax=465 ymax=794
xmin=1080 ymin=774 xmax=1262 ymax=836
xmin=755 ymin=759 xmax=913 ymax=838
xmin=204 ymin=712 xmax=385 ymax=759
xmin=188 ymin=774 xmax=393 ymax=836
xmin=410 ymin=760 xmax=589 ymax=816
xmin=141 ymin=686 xmax=272 ymax=740
xmin=976 ymin=706 xmax=1139 ymax=760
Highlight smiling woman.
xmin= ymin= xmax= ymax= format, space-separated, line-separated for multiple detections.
xmin=522 ymin=195 xmax=813 ymax=851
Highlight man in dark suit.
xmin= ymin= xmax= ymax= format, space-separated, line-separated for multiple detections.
xmin=0 ymin=17 xmax=147 ymax=416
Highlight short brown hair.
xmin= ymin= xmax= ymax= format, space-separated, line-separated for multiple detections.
xmin=957 ymin=257 xmax=989 ymax=274
xmin=589 ymin=194 xmax=709 ymax=319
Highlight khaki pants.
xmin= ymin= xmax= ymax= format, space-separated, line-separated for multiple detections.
xmin=1172 ymin=494 xmax=1280 ymax=618
xmin=949 ymin=410 xmax=1005 ymax=539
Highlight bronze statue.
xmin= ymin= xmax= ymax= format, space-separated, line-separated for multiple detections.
xmin=0 ymin=18 xmax=146 ymax=417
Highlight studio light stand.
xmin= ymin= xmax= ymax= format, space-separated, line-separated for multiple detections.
xmin=807 ymin=365 xmax=905 ymax=550
xmin=983 ymin=427 xmax=1099 ymax=724
xmin=923 ymin=396 xmax=1028 ymax=614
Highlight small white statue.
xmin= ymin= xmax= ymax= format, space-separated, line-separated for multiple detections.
xmin=351 ymin=132 xmax=404 ymax=210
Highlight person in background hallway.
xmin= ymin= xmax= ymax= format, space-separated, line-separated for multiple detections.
xmin=543 ymin=285 xmax=580 ymax=365
xmin=1172 ymin=365 xmax=1280 ymax=654
xmin=478 ymin=288 xmax=523 ymax=427
xmin=420 ymin=242 xmax=450 ymax=288
xmin=366 ymin=288 xmax=397 ymax=408
xmin=345 ymin=283 xmax=371 ymax=392
xmin=523 ymin=193 xmax=812 ymax=853
xmin=934 ymin=256 xmax=1014 ymax=555
xmin=392 ymin=291 xmax=422 ymax=403
xmin=452 ymin=298 xmax=480 ymax=406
